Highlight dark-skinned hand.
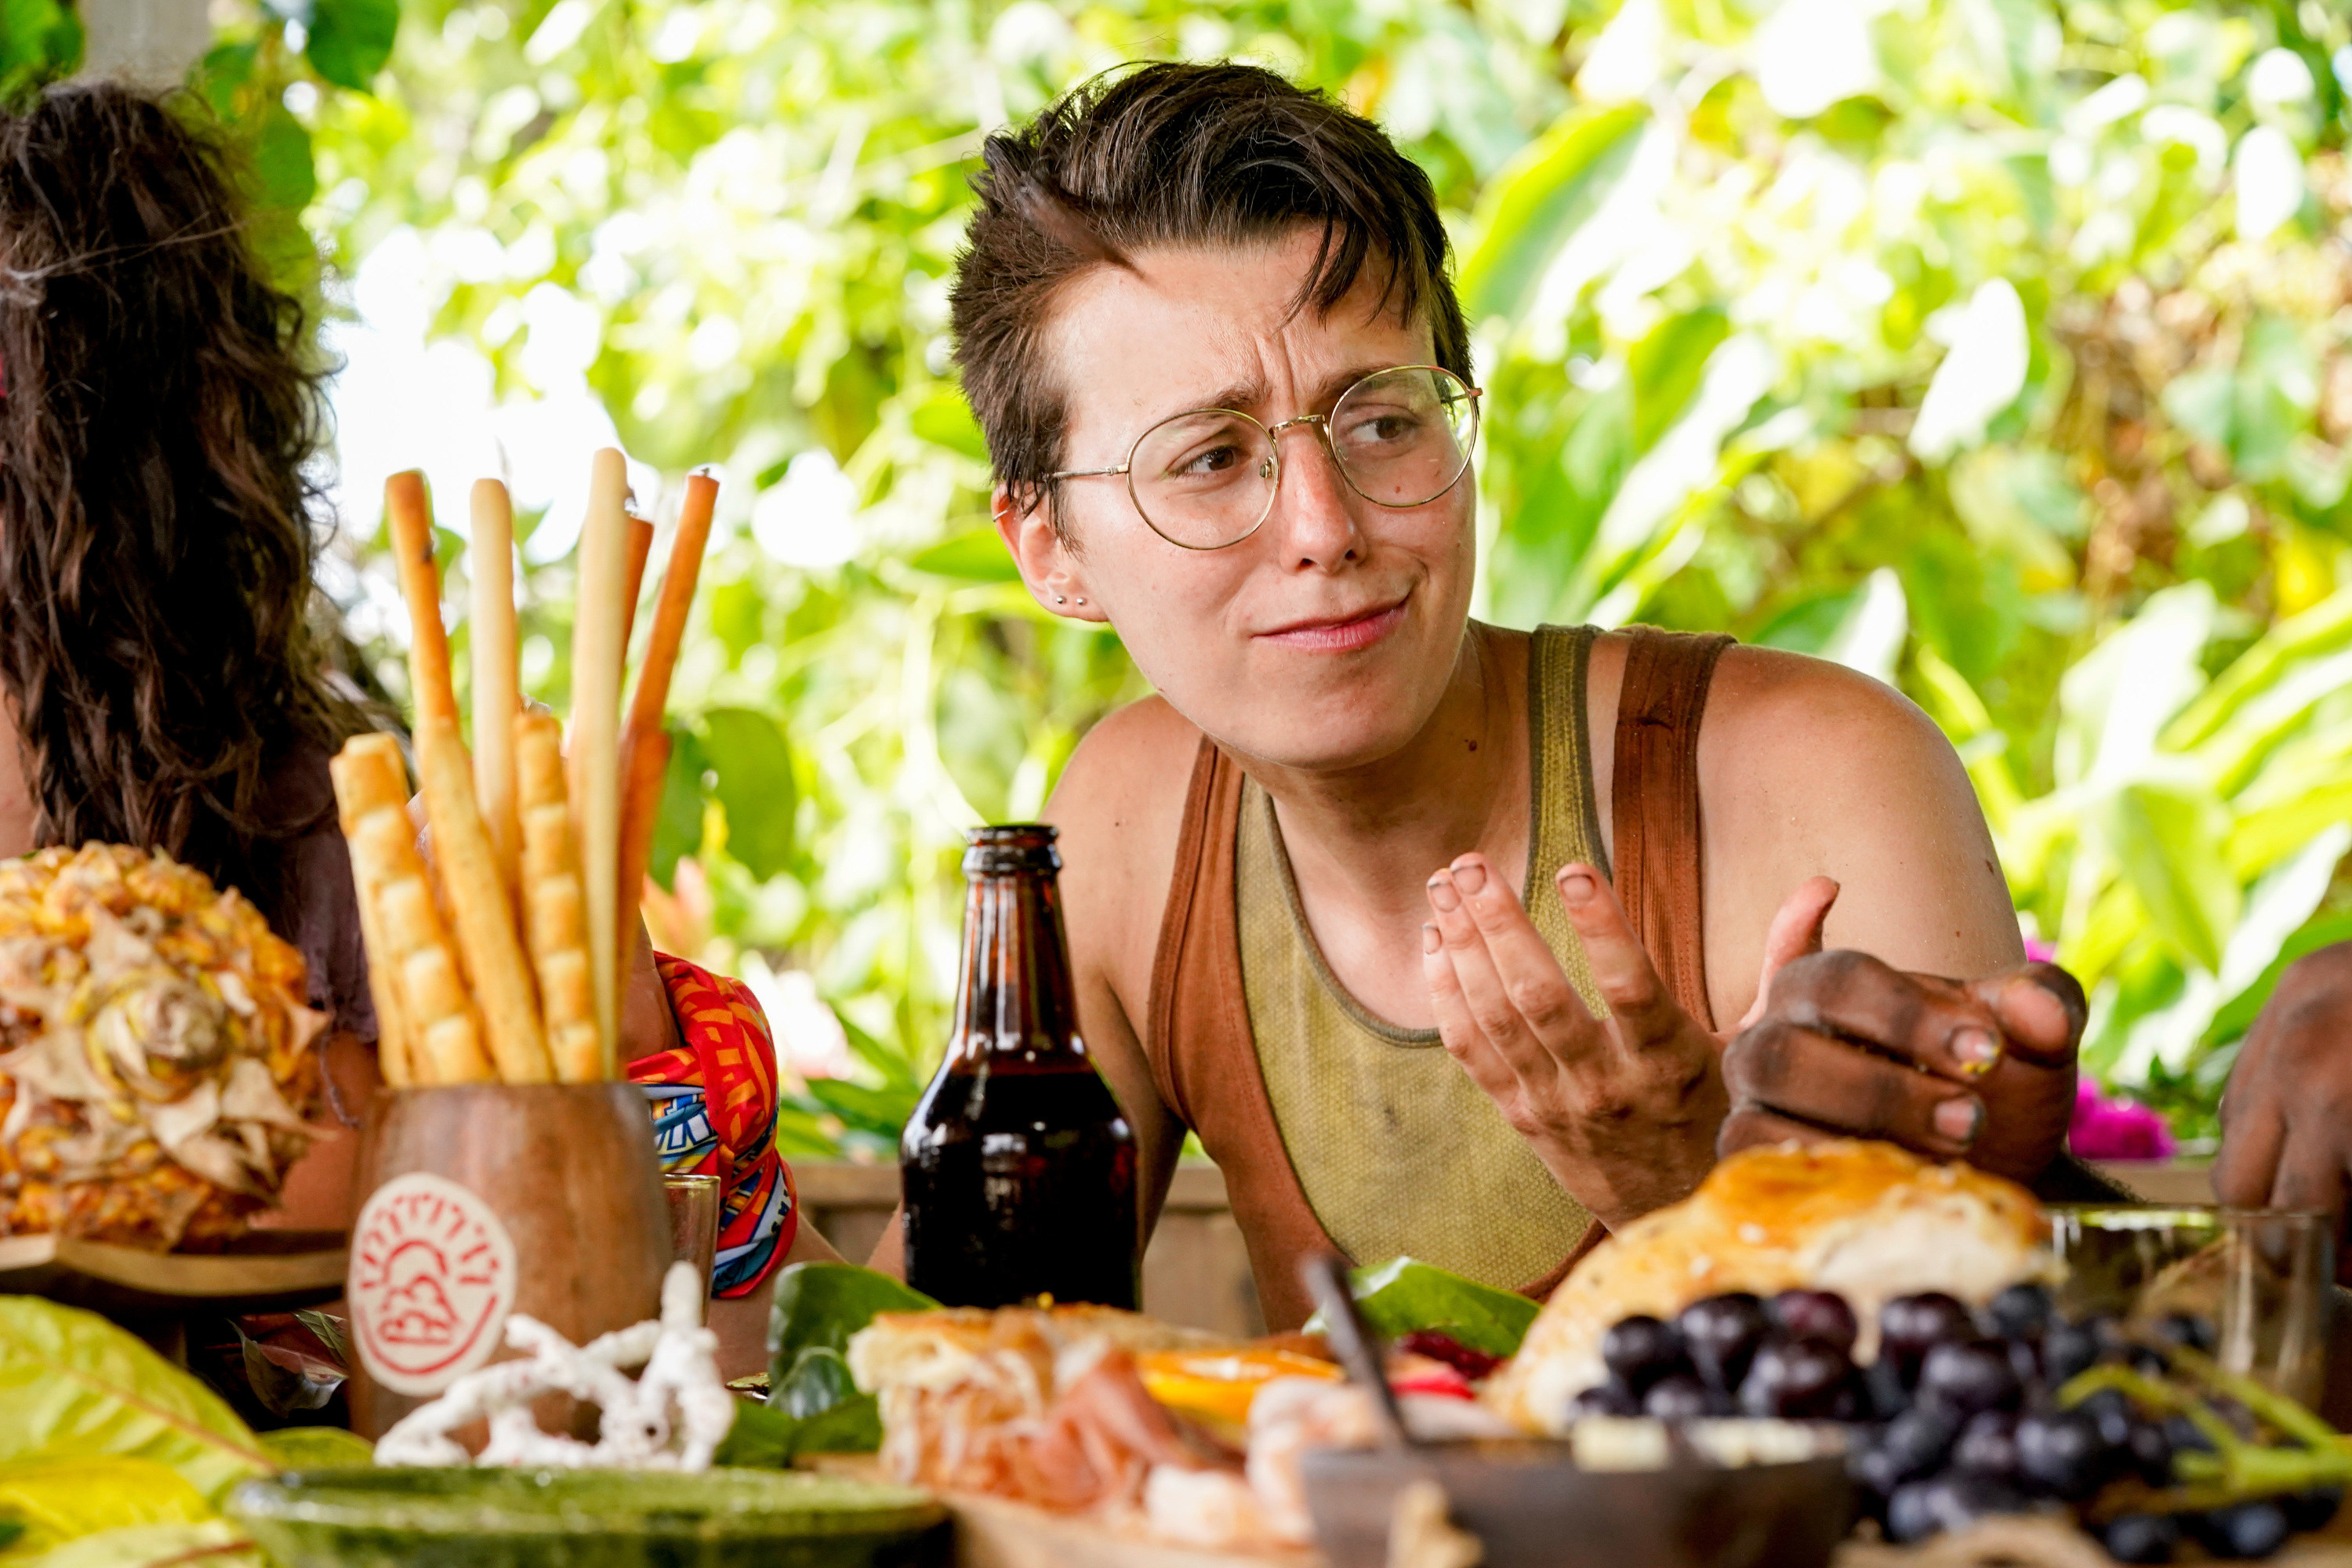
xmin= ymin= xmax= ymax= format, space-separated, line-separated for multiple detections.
xmin=1421 ymin=855 xmax=1835 ymax=1229
xmin=1719 ymin=923 xmax=2087 ymax=1185
xmin=2214 ymin=941 xmax=2352 ymax=1282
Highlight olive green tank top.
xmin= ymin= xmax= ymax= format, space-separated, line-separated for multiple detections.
xmin=1235 ymin=624 xmax=1611 ymax=1290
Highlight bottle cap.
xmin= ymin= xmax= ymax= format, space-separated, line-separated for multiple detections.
xmin=964 ymin=823 xmax=1062 ymax=877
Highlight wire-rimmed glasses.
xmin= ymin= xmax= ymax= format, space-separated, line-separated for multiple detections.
xmin=1047 ymin=365 xmax=1483 ymax=551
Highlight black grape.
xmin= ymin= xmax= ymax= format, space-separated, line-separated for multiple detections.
xmin=1918 ymin=1338 xmax=2022 ymax=1416
xmin=2078 ymin=1386 xmax=2137 ymax=1449
xmin=1768 ymin=1290 xmax=1859 ymax=1356
xmin=2125 ymin=1417 xmax=2174 ymax=1487
xmin=2100 ymin=1512 xmax=2181 ymax=1564
xmin=1878 ymin=1406 xmax=1960 ymax=1480
xmin=2191 ymin=1499 xmax=2292 ymax=1560
xmin=1884 ymin=1472 xmax=2030 ymax=1544
xmin=1951 ymin=1410 xmax=2020 ymax=1482
xmin=1880 ymin=1293 xmax=1975 ymax=1385
xmin=1643 ymin=1372 xmax=1714 ymax=1421
xmin=2162 ymin=1414 xmax=2216 ymax=1455
xmin=1677 ymin=1293 xmax=1772 ymax=1392
xmin=1739 ymin=1334 xmax=1855 ymax=1419
xmin=2154 ymin=1311 xmax=2218 ymax=1355
xmin=1984 ymin=1282 xmax=2056 ymax=1339
xmin=2285 ymin=1486 xmax=2343 ymax=1533
xmin=2042 ymin=1319 xmax=2101 ymax=1385
xmin=1601 ymin=1315 xmax=1690 ymax=1395
xmin=1862 ymin=1356 xmax=1911 ymax=1420
xmin=2016 ymin=1407 xmax=2112 ymax=1501
xmin=1567 ymin=1381 xmax=1639 ymax=1419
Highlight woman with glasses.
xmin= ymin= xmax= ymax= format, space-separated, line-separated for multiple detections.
xmin=880 ymin=63 xmax=2107 ymax=1327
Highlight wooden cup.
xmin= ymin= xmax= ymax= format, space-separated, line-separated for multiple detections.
xmin=347 ymin=1082 xmax=670 ymax=1439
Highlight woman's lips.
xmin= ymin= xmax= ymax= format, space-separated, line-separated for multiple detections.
xmin=1256 ymin=599 xmax=1408 ymax=652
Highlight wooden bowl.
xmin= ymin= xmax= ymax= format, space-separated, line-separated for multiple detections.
xmin=1301 ymin=1437 xmax=1854 ymax=1568
xmin=346 ymin=1082 xmax=669 ymax=1439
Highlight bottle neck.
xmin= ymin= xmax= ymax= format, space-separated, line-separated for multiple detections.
xmin=947 ymin=869 xmax=1087 ymax=1069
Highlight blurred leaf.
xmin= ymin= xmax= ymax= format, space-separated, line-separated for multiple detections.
xmin=906 ymin=529 xmax=1020 ymax=582
xmin=777 ymin=1345 xmax=859 ymax=1419
xmin=23 ymin=1522 xmax=264 ymax=1568
xmin=2098 ymin=780 xmax=2241 ymax=974
xmin=799 ymin=1076 xmax=915 ymax=1139
xmin=908 ymin=392 xmax=989 ymax=461
xmin=0 ymin=1298 xmax=270 ymax=1506
xmin=0 ymin=1460 xmax=209 ymax=1558
xmin=254 ymin=1427 xmax=374 ymax=1469
xmin=304 ymin=0 xmax=397 ymax=91
xmin=711 ymin=1401 xmax=796 ymax=1468
xmin=1310 ymin=1258 xmax=1539 ymax=1360
xmin=766 ymin=1262 xmax=935 ymax=1373
xmin=1459 ymin=105 xmax=1646 ymax=324
xmin=651 ymin=727 xmax=711 ymax=887
xmin=699 ymin=707 xmax=795 ymax=880
xmin=252 ymin=103 xmax=316 ymax=216
xmin=1629 ymin=308 xmax=1730 ymax=456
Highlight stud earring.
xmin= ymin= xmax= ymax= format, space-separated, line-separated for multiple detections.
xmin=1075 ymin=597 xmax=1087 ymax=606
xmin=1054 ymin=594 xmax=1067 ymax=605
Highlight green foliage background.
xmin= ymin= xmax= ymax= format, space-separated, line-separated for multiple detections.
xmin=29 ymin=0 xmax=2352 ymax=1153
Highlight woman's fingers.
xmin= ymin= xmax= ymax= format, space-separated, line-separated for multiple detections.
xmin=1735 ymin=876 xmax=1840 ymax=1033
xmin=1971 ymin=964 xmax=2086 ymax=1068
xmin=1428 ymin=858 xmax=1603 ymax=1074
xmin=1550 ymin=863 xmax=1682 ymax=1049
xmin=1421 ymin=921 xmax=1532 ymax=1104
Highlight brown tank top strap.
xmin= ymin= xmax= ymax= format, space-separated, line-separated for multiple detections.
xmin=1147 ymin=735 xmax=1344 ymax=1330
xmin=1611 ymin=626 xmax=1734 ymax=1033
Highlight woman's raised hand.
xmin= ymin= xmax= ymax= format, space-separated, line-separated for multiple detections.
xmin=1422 ymin=855 xmax=1825 ymax=1227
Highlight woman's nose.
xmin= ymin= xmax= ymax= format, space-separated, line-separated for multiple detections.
xmin=1266 ymin=426 xmax=1363 ymax=569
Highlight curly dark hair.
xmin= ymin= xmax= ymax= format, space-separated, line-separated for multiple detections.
xmin=949 ymin=62 xmax=1469 ymax=535
xmin=0 ymin=82 xmax=366 ymax=912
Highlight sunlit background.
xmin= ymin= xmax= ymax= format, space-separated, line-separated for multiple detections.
xmin=14 ymin=0 xmax=2352 ymax=1159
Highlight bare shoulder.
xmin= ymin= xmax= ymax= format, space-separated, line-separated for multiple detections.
xmin=1041 ymin=695 xmax=1203 ymax=1004
xmin=1697 ymin=645 xmax=2020 ymax=1009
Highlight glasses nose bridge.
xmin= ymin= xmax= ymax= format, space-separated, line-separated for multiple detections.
xmin=1261 ymin=412 xmax=1341 ymax=492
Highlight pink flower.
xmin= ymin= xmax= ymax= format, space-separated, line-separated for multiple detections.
xmin=2024 ymin=938 xmax=2058 ymax=964
xmin=2067 ymin=1077 xmax=2175 ymax=1163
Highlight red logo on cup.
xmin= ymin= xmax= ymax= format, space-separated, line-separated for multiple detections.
xmin=348 ymin=1173 xmax=517 ymax=1396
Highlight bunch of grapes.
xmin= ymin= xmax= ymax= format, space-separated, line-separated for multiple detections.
xmin=1573 ymin=1285 xmax=2347 ymax=1563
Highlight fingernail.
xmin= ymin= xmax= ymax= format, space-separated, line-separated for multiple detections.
xmin=1933 ymin=1098 xmax=1983 ymax=1145
xmin=1450 ymin=858 xmax=1487 ymax=895
xmin=1421 ymin=923 xmax=1440 ymax=954
xmin=1557 ymin=869 xmax=1595 ymax=906
xmin=1426 ymin=873 xmax=1461 ymax=913
xmin=1952 ymin=1027 xmax=2002 ymax=1078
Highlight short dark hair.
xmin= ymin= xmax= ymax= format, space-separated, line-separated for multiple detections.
xmin=949 ymin=62 xmax=1468 ymax=532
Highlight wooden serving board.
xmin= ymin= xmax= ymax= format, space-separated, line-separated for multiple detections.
xmin=0 ymin=1229 xmax=347 ymax=1317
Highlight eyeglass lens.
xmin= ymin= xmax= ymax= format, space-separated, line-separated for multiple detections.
xmin=1127 ymin=367 xmax=1477 ymax=550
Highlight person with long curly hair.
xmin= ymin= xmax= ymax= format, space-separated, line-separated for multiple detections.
xmin=0 ymin=85 xmax=830 ymax=1370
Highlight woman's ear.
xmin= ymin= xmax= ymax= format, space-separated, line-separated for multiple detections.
xmin=993 ymin=483 xmax=1105 ymax=622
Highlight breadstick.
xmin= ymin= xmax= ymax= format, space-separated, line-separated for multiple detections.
xmin=570 ymin=448 xmax=630 ymax=1076
xmin=622 ymin=507 xmax=655 ymax=651
xmin=350 ymin=807 xmax=493 ymax=1085
xmin=328 ymin=736 xmax=414 ymax=1087
xmin=517 ymin=711 xmax=601 ymax=1082
xmin=386 ymin=471 xmax=458 ymax=728
xmin=469 ymin=480 xmax=521 ymax=911
xmin=616 ymin=470 xmax=717 ymax=967
xmin=415 ymin=713 xmax=551 ymax=1084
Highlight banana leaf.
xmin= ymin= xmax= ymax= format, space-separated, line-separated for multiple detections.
xmin=1307 ymin=1258 xmax=1541 ymax=1361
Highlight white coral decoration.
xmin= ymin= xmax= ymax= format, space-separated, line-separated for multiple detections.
xmin=375 ymin=1262 xmax=735 ymax=1472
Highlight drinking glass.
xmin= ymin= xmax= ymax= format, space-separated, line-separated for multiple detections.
xmin=2047 ymin=1206 xmax=2333 ymax=1406
xmin=661 ymin=1171 xmax=722 ymax=1323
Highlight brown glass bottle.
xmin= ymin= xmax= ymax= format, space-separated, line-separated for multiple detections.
xmin=900 ymin=825 xmax=1141 ymax=1309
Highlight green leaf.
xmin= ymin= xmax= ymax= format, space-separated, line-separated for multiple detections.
xmin=303 ymin=0 xmax=397 ymax=90
xmin=1459 ymin=104 xmax=1647 ymax=325
xmin=908 ymin=392 xmax=989 ymax=462
xmin=710 ymin=1401 xmax=797 ymax=1468
xmin=1629 ymin=308 xmax=1730 ymax=456
xmin=778 ymin=1345 xmax=860 ymax=1419
xmin=699 ymin=707 xmax=796 ymax=880
xmin=0 ymin=1298 xmax=270 ymax=1507
xmin=251 ymin=103 xmax=316 ymax=216
xmin=765 ymin=1263 xmax=935 ymax=1377
xmin=2201 ymin=912 xmax=2352 ymax=1051
xmin=16 ymin=1521 xmax=263 ymax=1568
xmin=788 ymin=1394 xmax=884 ymax=1454
xmin=0 ymin=1459 xmax=211 ymax=1557
xmin=192 ymin=41 xmax=256 ymax=118
xmin=253 ymin=1428 xmax=373 ymax=1471
xmin=798 ymin=1077 xmax=915 ymax=1139
xmin=906 ymin=529 xmax=1020 ymax=583
xmin=1307 ymin=1258 xmax=1540 ymax=1361
xmin=651 ymin=727 xmax=711 ymax=887
xmin=2098 ymin=780 xmax=2241 ymax=974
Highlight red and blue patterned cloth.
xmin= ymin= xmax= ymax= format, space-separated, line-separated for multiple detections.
xmin=628 ymin=953 xmax=797 ymax=1298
